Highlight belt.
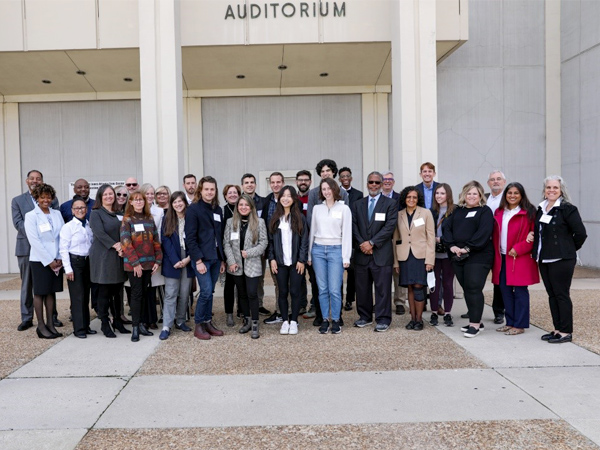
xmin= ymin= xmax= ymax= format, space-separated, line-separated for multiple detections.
xmin=69 ymin=254 xmax=89 ymax=261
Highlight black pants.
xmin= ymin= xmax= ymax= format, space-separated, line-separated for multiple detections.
xmin=232 ymin=275 xmax=260 ymax=321
xmin=128 ymin=270 xmax=152 ymax=327
xmin=307 ymin=264 xmax=322 ymax=320
xmin=224 ymin=272 xmax=236 ymax=314
xmin=355 ymin=259 xmax=393 ymax=325
xmin=97 ymin=282 xmax=123 ymax=324
xmin=67 ymin=255 xmax=91 ymax=334
xmin=452 ymin=261 xmax=491 ymax=324
xmin=492 ymin=283 xmax=504 ymax=316
xmin=142 ymin=285 xmax=159 ymax=325
xmin=345 ymin=265 xmax=356 ymax=304
xmin=539 ymin=259 xmax=576 ymax=334
xmin=276 ymin=264 xmax=303 ymax=322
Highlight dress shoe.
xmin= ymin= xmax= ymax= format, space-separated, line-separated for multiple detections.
xmin=120 ymin=316 xmax=132 ymax=325
xmin=131 ymin=326 xmax=140 ymax=342
xmin=395 ymin=305 xmax=406 ymax=315
xmin=53 ymin=318 xmax=64 ymax=328
xmin=73 ymin=331 xmax=87 ymax=339
xmin=113 ymin=320 xmax=131 ymax=334
xmin=36 ymin=328 xmax=58 ymax=339
xmin=205 ymin=321 xmax=224 ymax=336
xmin=194 ymin=323 xmax=211 ymax=340
xmin=17 ymin=320 xmax=33 ymax=331
xmin=86 ymin=328 xmax=97 ymax=335
xmin=175 ymin=322 xmax=192 ymax=332
xmin=541 ymin=332 xmax=556 ymax=341
xmin=460 ymin=313 xmax=469 ymax=319
xmin=159 ymin=329 xmax=170 ymax=340
xmin=49 ymin=330 xmax=64 ymax=338
xmin=548 ymin=333 xmax=572 ymax=344
xmin=139 ymin=323 xmax=154 ymax=336
xmin=149 ymin=323 xmax=158 ymax=330
xmin=100 ymin=319 xmax=116 ymax=338
xmin=344 ymin=301 xmax=353 ymax=311
xmin=493 ymin=314 xmax=505 ymax=324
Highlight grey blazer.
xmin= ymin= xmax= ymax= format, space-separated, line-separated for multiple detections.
xmin=11 ymin=192 xmax=59 ymax=257
xmin=223 ymin=217 xmax=268 ymax=278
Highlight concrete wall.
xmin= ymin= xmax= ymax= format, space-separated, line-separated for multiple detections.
xmin=561 ymin=0 xmax=600 ymax=267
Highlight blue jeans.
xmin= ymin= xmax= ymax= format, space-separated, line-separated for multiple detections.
xmin=311 ymin=243 xmax=343 ymax=321
xmin=499 ymin=255 xmax=530 ymax=329
xmin=193 ymin=259 xmax=220 ymax=324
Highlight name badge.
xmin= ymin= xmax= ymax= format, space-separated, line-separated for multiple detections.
xmin=375 ymin=213 xmax=386 ymax=222
xmin=303 ymin=203 xmax=308 ymax=211
xmin=182 ymin=232 xmax=186 ymax=239
xmin=540 ymin=214 xmax=552 ymax=224
xmin=133 ymin=223 xmax=145 ymax=232
xmin=257 ymin=210 xmax=263 ymax=218
xmin=230 ymin=232 xmax=239 ymax=240
xmin=466 ymin=211 xmax=477 ymax=218
xmin=413 ymin=217 xmax=425 ymax=227
xmin=332 ymin=211 xmax=342 ymax=219
xmin=116 ymin=215 xmax=123 ymax=221
xmin=279 ymin=221 xmax=290 ymax=230
xmin=213 ymin=213 xmax=221 ymax=222
xmin=39 ymin=222 xmax=51 ymax=233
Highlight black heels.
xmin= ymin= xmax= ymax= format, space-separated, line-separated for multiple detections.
xmin=101 ymin=319 xmax=116 ymax=338
xmin=36 ymin=327 xmax=58 ymax=339
xmin=113 ymin=320 xmax=131 ymax=334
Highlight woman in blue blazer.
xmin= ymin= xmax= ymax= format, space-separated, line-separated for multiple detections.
xmin=24 ymin=184 xmax=65 ymax=339
xmin=160 ymin=191 xmax=194 ymax=340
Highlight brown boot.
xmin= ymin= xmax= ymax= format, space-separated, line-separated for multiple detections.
xmin=194 ymin=323 xmax=211 ymax=340
xmin=205 ymin=321 xmax=224 ymax=337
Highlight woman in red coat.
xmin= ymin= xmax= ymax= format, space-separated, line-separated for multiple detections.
xmin=492 ymin=182 xmax=539 ymax=335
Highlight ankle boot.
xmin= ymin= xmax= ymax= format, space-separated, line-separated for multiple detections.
xmin=101 ymin=319 xmax=116 ymax=338
xmin=205 ymin=321 xmax=224 ymax=336
xmin=194 ymin=323 xmax=211 ymax=340
xmin=239 ymin=317 xmax=251 ymax=334
xmin=139 ymin=323 xmax=154 ymax=336
xmin=251 ymin=320 xmax=260 ymax=339
xmin=131 ymin=326 xmax=140 ymax=342
xmin=226 ymin=313 xmax=234 ymax=327
xmin=113 ymin=319 xmax=131 ymax=334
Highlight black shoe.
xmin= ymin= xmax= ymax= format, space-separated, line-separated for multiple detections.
xmin=541 ymin=332 xmax=556 ymax=341
xmin=139 ymin=323 xmax=154 ymax=336
xmin=429 ymin=313 xmax=438 ymax=326
xmin=331 ymin=320 xmax=341 ymax=334
xmin=413 ymin=321 xmax=424 ymax=331
xmin=86 ymin=328 xmax=97 ymax=335
xmin=395 ymin=305 xmax=406 ymax=315
xmin=405 ymin=320 xmax=416 ymax=330
xmin=131 ymin=326 xmax=140 ymax=342
xmin=101 ymin=320 xmax=116 ymax=338
xmin=73 ymin=331 xmax=87 ymax=339
xmin=344 ymin=301 xmax=353 ymax=311
xmin=338 ymin=316 xmax=344 ymax=327
xmin=464 ymin=326 xmax=481 ymax=338
xmin=443 ymin=314 xmax=453 ymax=327
xmin=264 ymin=312 xmax=283 ymax=324
xmin=461 ymin=323 xmax=484 ymax=332
xmin=120 ymin=316 xmax=133 ymax=325
xmin=493 ymin=314 xmax=505 ymax=325
xmin=36 ymin=328 xmax=58 ymax=339
xmin=175 ymin=322 xmax=192 ymax=332
xmin=548 ymin=333 xmax=572 ymax=344
xmin=258 ymin=307 xmax=271 ymax=316
xmin=17 ymin=320 xmax=33 ymax=331
xmin=113 ymin=320 xmax=131 ymax=334
xmin=319 ymin=320 xmax=330 ymax=334
xmin=53 ymin=318 xmax=64 ymax=328
xmin=313 ymin=317 xmax=323 ymax=327
xmin=460 ymin=313 xmax=469 ymax=319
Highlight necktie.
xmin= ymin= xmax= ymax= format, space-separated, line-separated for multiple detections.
xmin=368 ymin=198 xmax=376 ymax=221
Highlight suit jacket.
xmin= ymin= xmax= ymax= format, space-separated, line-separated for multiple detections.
xmin=12 ymin=192 xmax=59 ymax=256
xmin=532 ymin=201 xmax=587 ymax=261
xmin=345 ymin=187 xmax=364 ymax=205
xmin=223 ymin=217 xmax=268 ymax=277
xmin=24 ymin=206 xmax=64 ymax=266
xmin=415 ymin=181 xmax=439 ymax=210
xmin=381 ymin=190 xmax=401 ymax=211
xmin=393 ymin=206 xmax=436 ymax=266
xmin=352 ymin=195 xmax=398 ymax=267
xmin=161 ymin=226 xmax=194 ymax=280
xmin=268 ymin=215 xmax=309 ymax=265
xmin=60 ymin=197 xmax=94 ymax=223
xmin=185 ymin=200 xmax=224 ymax=262
xmin=260 ymin=193 xmax=303 ymax=229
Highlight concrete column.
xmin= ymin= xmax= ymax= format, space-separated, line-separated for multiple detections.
xmin=545 ymin=0 xmax=561 ymax=176
xmin=138 ymin=0 xmax=184 ymax=189
xmin=361 ymin=93 xmax=390 ymax=189
xmin=390 ymin=0 xmax=438 ymax=187
xmin=185 ymin=97 xmax=204 ymax=179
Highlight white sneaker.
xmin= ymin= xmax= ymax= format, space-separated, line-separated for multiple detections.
xmin=280 ymin=321 xmax=290 ymax=335
xmin=289 ymin=321 xmax=298 ymax=335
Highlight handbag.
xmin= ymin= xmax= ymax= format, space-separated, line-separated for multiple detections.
xmin=451 ymin=252 xmax=469 ymax=262
xmin=435 ymin=241 xmax=446 ymax=253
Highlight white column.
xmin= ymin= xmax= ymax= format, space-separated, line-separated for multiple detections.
xmin=138 ymin=0 xmax=184 ymax=189
xmin=185 ymin=97 xmax=204 ymax=179
xmin=362 ymin=93 xmax=390 ymax=189
xmin=390 ymin=0 xmax=438 ymax=187
xmin=545 ymin=0 xmax=561 ymax=176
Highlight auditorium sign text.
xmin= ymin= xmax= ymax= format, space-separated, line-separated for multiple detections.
xmin=225 ymin=2 xmax=347 ymax=19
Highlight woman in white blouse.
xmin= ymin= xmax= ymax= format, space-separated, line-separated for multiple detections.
xmin=308 ymin=178 xmax=352 ymax=335
xmin=59 ymin=196 xmax=95 ymax=338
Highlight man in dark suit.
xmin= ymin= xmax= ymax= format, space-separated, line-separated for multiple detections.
xmin=339 ymin=167 xmax=364 ymax=312
xmin=414 ymin=162 xmax=439 ymax=210
xmin=60 ymin=178 xmax=94 ymax=222
xmin=11 ymin=169 xmax=60 ymax=331
xmin=352 ymin=171 xmax=398 ymax=331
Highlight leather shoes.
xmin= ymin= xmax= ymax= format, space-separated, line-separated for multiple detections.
xmin=86 ymin=328 xmax=97 ymax=335
xmin=175 ymin=322 xmax=192 ymax=332
xmin=73 ymin=331 xmax=87 ymax=339
xmin=493 ymin=314 xmax=505 ymax=325
xmin=194 ymin=323 xmax=211 ymax=340
xmin=395 ymin=305 xmax=406 ymax=315
xmin=548 ymin=333 xmax=572 ymax=344
xmin=53 ymin=318 xmax=64 ymax=328
xmin=460 ymin=313 xmax=469 ymax=319
xmin=17 ymin=320 xmax=33 ymax=331
xmin=541 ymin=332 xmax=556 ymax=341
xmin=205 ymin=321 xmax=224 ymax=336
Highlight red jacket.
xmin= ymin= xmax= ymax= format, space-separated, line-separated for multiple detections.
xmin=492 ymin=208 xmax=539 ymax=286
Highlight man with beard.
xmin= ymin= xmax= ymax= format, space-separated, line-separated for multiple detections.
xmin=183 ymin=174 xmax=197 ymax=205
xmin=295 ymin=170 xmax=312 ymax=315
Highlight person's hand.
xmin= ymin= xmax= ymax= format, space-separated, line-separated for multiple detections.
xmin=270 ymin=260 xmax=278 ymax=274
xmin=425 ymin=264 xmax=433 ymax=272
xmin=307 ymin=260 xmax=312 ymax=266
xmin=449 ymin=246 xmax=465 ymax=256
xmin=66 ymin=272 xmax=74 ymax=281
xmin=436 ymin=237 xmax=441 ymax=243
xmin=55 ymin=259 xmax=62 ymax=268
xmin=241 ymin=250 xmax=248 ymax=258
xmin=133 ymin=265 xmax=143 ymax=277
xmin=508 ymin=248 xmax=518 ymax=258
xmin=343 ymin=263 xmax=350 ymax=269
xmin=296 ymin=262 xmax=305 ymax=275
xmin=174 ymin=261 xmax=182 ymax=269
xmin=113 ymin=242 xmax=122 ymax=252
xmin=220 ymin=261 xmax=226 ymax=274
xmin=196 ymin=261 xmax=206 ymax=274
xmin=151 ymin=263 xmax=160 ymax=275
xmin=229 ymin=264 xmax=239 ymax=273
xmin=526 ymin=231 xmax=534 ymax=243
xmin=49 ymin=260 xmax=59 ymax=270
xmin=359 ymin=241 xmax=373 ymax=254
xmin=394 ymin=267 xmax=400 ymax=274
xmin=181 ymin=256 xmax=190 ymax=267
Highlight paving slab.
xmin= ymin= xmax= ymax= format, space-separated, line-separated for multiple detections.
xmin=9 ymin=319 xmax=162 ymax=378
xmin=0 ymin=429 xmax=87 ymax=450
xmin=568 ymin=419 xmax=600 ymax=447
xmin=0 ymin=377 xmax=127 ymax=430
xmin=95 ymin=369 xmax=556 ymax=429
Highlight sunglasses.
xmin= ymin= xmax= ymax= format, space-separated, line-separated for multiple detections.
xmin=126 ymin=183 xmax=138 ymax=187
xmin=368 ymin=180 xmax=382 ymax=185
xmin=116 ymin=193 xmax=127 ymax=197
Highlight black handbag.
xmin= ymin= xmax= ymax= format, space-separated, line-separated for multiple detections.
xmin=435 ymin=241 xmax=446 ymax=253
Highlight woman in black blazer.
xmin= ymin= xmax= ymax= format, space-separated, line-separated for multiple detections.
xmin=528 ymin=176 xmax=586 ymax=344
xmin=268 ymin=186 xmax=309 ymax=335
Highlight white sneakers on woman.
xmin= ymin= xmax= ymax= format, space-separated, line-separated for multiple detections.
xmin=280 ymin=320 xmax=298 ymax=335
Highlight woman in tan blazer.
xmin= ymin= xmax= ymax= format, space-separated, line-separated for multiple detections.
xmin=393 ymin=186 xmax=435 ymax=330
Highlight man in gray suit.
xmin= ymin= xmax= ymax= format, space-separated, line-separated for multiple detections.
xmin=12 ymin=170 xmax=60 ymax=331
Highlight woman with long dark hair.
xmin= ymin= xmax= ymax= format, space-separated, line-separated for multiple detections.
xmin=222 ymin=184 xmax=241 ymax=326
xmin=268 ymin=186 xmax=308 ymax=335
xmin=160 ymin=191 xmax=194 ymax=339
xmin=430 ymin=183 xmax=456 ymax=327
xmin=120 ymin=190 xmax=162 ymax=342
xmin=89 ymin=184 xmax=128 ymax=338
xmin=492 ymin=182 xmax=539 ymax=336
xmin=223 ymin=194 xmax=268 ymax=339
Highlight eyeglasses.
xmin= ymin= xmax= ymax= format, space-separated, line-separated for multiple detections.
xmin=156 ymin=192 xmax=168 ymax=196
xmin=382 ymin=178 xmax=394 ymax=182
xmin=368 ymin=180 xmax=382 ymax=185
xmin=296 ymin=178 xmax=310 ymax=183
xmin=339 ymin=175 xmax=351 ymax=179
xmin=116 ymin=193 xmax=127 ymax=197
xmin=72 ymin=206 xmax=87 ymax=211
xmin=131 ymin=198 xmax=145 ymax=203
xmin=126 ymin=183 xmax=138 ymax=187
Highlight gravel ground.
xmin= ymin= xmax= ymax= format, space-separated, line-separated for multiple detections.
xmin=76 ymin=420 xmax=599 ymax=450
xmin=0 ymin=277 xmax=22 ymax=291
xmin=0 ymin=299 xmax=72 ymax=379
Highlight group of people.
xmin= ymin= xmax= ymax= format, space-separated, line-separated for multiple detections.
xmin=11 ymin=160 xmax=587 ymax=344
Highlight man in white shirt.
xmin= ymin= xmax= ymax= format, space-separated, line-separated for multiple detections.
xmin=486 ymin=169 xmax=507 ymax=323
xmin=183 ymin=174 xmax=197 ymax=205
